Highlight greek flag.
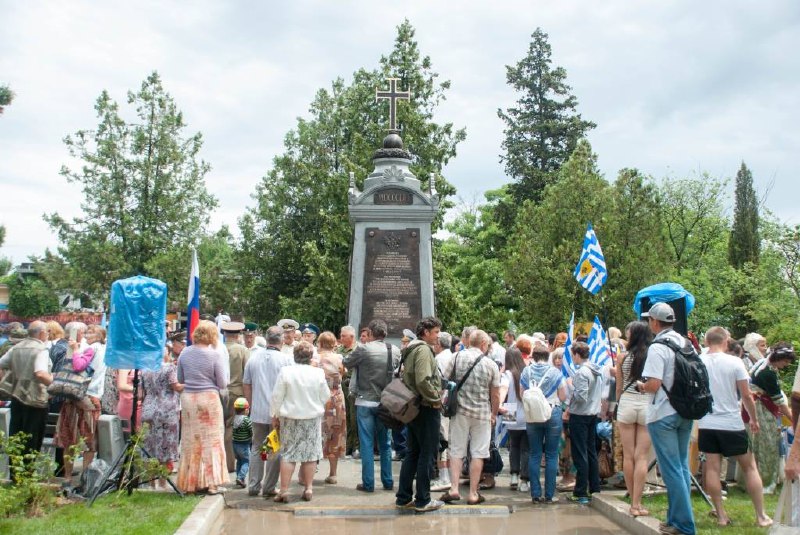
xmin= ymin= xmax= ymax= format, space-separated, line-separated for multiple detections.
xmin=573 ymin=223 xmax=607 ymax=295
xmin=562 ymin=311 xmax=576 ymax=378
xmin=587 ymin=316 xmax=611 ymax=367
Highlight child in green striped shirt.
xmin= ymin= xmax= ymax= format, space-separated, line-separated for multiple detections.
xmin=233 ymin=397 xmax=253 ymax=487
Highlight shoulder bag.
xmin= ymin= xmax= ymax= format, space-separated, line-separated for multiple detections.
xmin=379 ymin=344 xmax=420 ymax=427
xmin=442 ymin=353 xmax=484 ymax=418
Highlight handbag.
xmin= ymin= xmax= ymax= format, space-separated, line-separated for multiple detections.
xmin=379 ymin=344 xmax=420 ymax=425
xmin=770 ymin=479 xmax=800 ymax=533
xmin=47 ymin=360 xmax=94 ymax=401
xmin=442 ymin=352 xmax=484 ymax=418
xmin=483 ymin=439 xmax=504 ymax=475
xmin=598 ymin=438 xmax=614 ymax=479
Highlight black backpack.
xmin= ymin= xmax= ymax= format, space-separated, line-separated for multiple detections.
xmin=652 ymin=337 xmax=713 ymax=420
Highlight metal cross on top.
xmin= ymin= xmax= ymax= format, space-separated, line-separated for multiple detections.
xmin=376 ymin=77 xmax=411 ymax=132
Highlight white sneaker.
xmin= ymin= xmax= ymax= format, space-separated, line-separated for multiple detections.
xmin=430 ymin=479 xmax=451 ymax=492
xmin=510 ymin=474 xmax=519 ymax=489
xmin=415 ymin=499 xmax=444 ymax=512
xmin=519 ymin=481 xmax=530 ymax=493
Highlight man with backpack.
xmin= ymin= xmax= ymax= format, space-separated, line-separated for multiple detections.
xmin=395 ymin=317 xmax=445 ymax=513
xmin=636 ymin=302 xmax=701 ymax=535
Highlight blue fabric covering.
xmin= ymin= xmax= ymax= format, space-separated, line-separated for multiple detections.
xmin=632 ymin=282 xmax=695 ymax=316
xmin=106 ymin=276 xmax=167 ymax=371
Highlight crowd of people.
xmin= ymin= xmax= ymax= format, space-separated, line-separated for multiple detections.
xmin=1 ymin=304 xmax=799 ymax=534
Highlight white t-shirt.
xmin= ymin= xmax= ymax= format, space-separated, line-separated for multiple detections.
xmin=698 ymin=351 xmax=749 ymax=431
xmin=641 ymin=329 xmax=685 ymax=424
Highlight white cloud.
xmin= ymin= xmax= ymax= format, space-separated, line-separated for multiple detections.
xmin=1 ymin=0 xmax=798 ymax=266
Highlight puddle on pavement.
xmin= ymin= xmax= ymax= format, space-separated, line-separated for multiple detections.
xmin=213 ymin=507 xmax=630 ymax=534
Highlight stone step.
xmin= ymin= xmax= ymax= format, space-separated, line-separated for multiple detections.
xmin=292 ymin=504 xmax=510 ymax=517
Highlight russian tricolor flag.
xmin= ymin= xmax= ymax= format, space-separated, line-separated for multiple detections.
xmin=186 ymin=248 xmax=200 ymax=345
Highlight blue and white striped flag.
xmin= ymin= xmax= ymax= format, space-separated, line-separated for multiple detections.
xmin=562 ymin=311 xmax=576 ymax=378
xmin=587 ymin=316 xmax=611 ymax=367
xmin=573 ymin=223 xmax=608 ymax=295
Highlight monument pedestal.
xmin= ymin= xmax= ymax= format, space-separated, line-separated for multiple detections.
xmin=347 ymin=138 xmax=439 ymax=344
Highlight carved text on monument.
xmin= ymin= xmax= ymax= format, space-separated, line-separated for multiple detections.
xmin=361 ymin=228 xmax=421 ymax=338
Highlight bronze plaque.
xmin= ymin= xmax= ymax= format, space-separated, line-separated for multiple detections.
xmin=374 ymin=188 xmax=413 ymax=205
xmin=361 ymin=228 xmax=421 ymax=338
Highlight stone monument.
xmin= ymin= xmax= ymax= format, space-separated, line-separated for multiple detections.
xmin=347 ymin=78 xmax=439 ymax=343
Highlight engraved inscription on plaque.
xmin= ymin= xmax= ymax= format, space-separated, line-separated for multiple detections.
xmin=361 ymin=228 xmax=421 ymax=338
xmin=373 ymin=188 xmax=413 ymax=205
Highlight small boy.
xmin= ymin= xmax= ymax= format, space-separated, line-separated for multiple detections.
xmin=232 ymin=397 xmax=253 ymax=488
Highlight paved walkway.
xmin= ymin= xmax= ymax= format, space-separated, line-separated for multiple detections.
xmin=215 ymin=456 xmax=632 ymax=534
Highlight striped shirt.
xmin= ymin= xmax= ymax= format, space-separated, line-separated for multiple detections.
xmin=177 ymin=346 xmax=228 ymax=393
xmin=232 ymin=414 xmax=253 ymax=442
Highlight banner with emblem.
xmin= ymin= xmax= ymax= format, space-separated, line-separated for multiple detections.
xmin=573 ymin=222 xmax=608 ymax=295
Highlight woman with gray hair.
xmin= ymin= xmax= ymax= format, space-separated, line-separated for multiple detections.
xmin=271 ymin=341 xmax=331 ymax=502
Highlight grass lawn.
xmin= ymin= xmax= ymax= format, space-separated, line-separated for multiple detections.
xmin=0 ymin=491 xmax=202 ymax=535
xmin=631 ymin=486 xmax=781 ymax=535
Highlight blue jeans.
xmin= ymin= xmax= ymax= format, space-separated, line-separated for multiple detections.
xmin=396 ymin=406 xmax=440 ymax=507
xmin=233 ymin=440 xmax=251 ymax=482
xmin=648 ymin=413 xmax=696 ymax=535
xmin=392 ymin=427 xmax=408 ymax=458
xmin=569 ymin=413 xmax=600 ymax=498
xmin=526 ymin=405 xmax=562 ymax=499
xmin=356 ymin=405 xmax=393 ymax=490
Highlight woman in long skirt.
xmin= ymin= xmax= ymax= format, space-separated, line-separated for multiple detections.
xmin=176 ymin=320 xmax=229 ymax=494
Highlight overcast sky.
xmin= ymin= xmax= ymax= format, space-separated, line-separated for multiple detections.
xmin=1 ymin=1 xmax=798 ymax=265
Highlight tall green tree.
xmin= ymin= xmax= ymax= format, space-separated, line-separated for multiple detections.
xmin=43 ymin=72 xmax=217 ymax=296
xmin=498 ymin=28 xmax=595 ymax=205
xmin=729 ymin=162 xmax=760 ymax=268
xmin=239 ymin=20 xmax=465 ymax=329
xmin=505 ymin=139 xmax=613 ymax=331
xmin=727 ymin=162 xmax=761 ymax=335
xmin=0 ymin=84 xmax=14 ymax=115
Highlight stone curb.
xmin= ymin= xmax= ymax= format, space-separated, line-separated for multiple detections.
xmin=591 ymin=493 xmax=661 ymax=535
xmin=174 ymin=494 xmax=224 ymax=535
xmin=293 ymin=504 xmax=510 ymax=517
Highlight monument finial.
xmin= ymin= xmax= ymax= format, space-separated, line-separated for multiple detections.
xmin=376 ymin=77 xmax=411 ymax=133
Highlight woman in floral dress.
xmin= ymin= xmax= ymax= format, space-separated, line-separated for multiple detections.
xmin=141 ymin=332 xmax=184 ymax=484
xmin=318 ymin=331 xmax=346 ymax=484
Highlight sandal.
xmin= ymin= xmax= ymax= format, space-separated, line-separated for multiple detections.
xmin=630 ymin=506 xmax=649 ymax=517
xmin=302 ymin=489 xmax=313 ymax=502
xmin=324 ymin=476 xmax=337 ymax=484
xmin=274 ymin=491 xmax=290 ymax=503
xmin=467 ymin=493 xmax=486 ymax=505
xmin=440 ymin=492 xmax=461 ymax=503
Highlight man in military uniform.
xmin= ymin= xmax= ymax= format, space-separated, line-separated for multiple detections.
xmin=337 ymin=325 xmax=360 ymax=457
xmin=221 ymin=321 xmax=250 ymax=474
xmin=300 ymin=323 xmax=320 ymax=345
xmin=243 ymin=322 xmax=259 ymax=351
xmin=277 ymin=318 xmax=299 ymax=355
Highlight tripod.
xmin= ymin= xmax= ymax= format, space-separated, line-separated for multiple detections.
xmin=647 ymin=458 xmax=712 ymax=509
xmin=88 ymin=369 xmax=183 ymax=505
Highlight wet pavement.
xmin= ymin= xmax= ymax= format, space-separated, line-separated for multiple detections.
xmin=212 ymin=456 xmax=631 ymax=533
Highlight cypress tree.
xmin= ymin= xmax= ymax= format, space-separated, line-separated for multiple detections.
xmin=729 ymin=162 xmax=760 ymax=268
